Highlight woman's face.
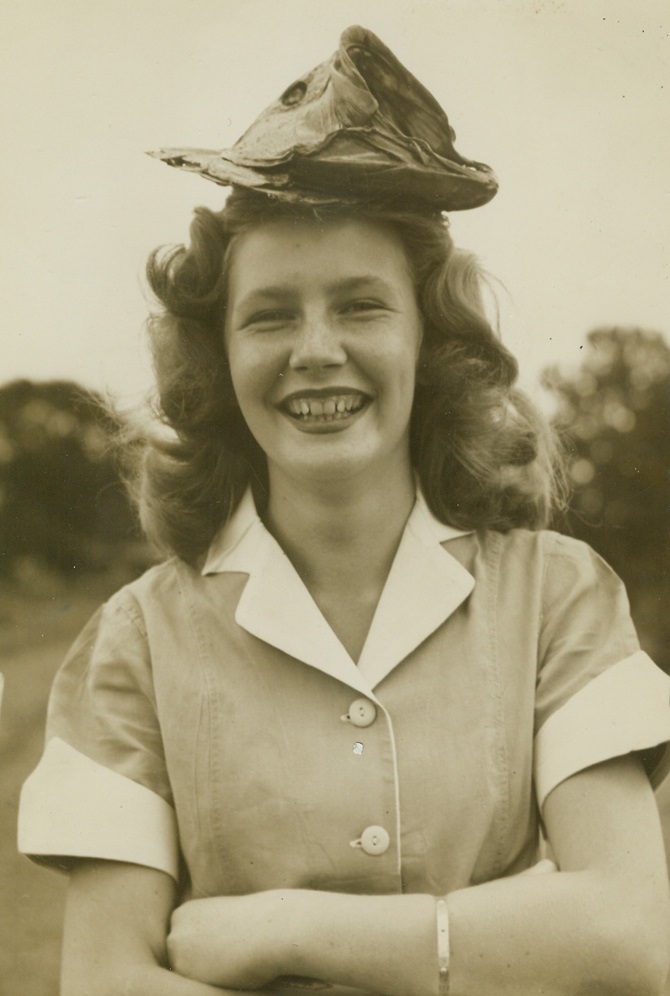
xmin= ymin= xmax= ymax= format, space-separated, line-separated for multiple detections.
xmin=223 ymin=217 xmax=423 ymax=488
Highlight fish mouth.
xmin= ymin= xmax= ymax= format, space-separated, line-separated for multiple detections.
xmin=280 ymin=390 xmax=370 ymax=423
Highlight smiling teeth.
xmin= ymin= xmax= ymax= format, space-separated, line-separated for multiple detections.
xmin=286 ymin=394 xmax=366 ymax=420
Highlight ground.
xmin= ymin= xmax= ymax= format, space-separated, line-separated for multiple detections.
xmin=0 ymin=571 xmax=128 ymax=996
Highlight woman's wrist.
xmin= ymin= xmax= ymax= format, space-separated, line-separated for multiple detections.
xmin=270 ymin=889 xmax=441 ymax=996
xmin=270 ymin=889 xmax=315 ymax=979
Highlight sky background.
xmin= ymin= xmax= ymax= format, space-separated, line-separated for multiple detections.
xmin=2 ymin=0 xmax=668 ymax=408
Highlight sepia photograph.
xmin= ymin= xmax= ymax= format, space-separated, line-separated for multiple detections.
xmin=2 ymin=1 xmax=670 ymax=993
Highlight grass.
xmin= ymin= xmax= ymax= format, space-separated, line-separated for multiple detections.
xmin=0 ymin=569 xmax=135 ymax=996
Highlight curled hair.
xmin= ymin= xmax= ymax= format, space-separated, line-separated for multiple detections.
xmin=131 ymin=188 xmax=565 ymax=561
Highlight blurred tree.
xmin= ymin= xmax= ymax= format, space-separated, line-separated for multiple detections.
xmin=0 ymin=379 xmax=143 ymax=576
xmin=544 ymin=327 xmax=670 ymax=671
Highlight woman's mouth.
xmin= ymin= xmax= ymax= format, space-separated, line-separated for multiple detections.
xmin=282 ymin=393 xmax=369 ymax=423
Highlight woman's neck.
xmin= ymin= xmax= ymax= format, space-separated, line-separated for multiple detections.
xmin=263 ymin=463 xmax=416 ymax=661
xmin=266 ymin=463 xmax=415 ymax=579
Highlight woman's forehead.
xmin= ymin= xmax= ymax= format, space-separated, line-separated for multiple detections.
xmin=227 ymin=216 xmax=411 ymax=293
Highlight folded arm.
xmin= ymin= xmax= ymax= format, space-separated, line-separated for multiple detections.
xmin=168 ymin=755 xmax=670 ymax=996
xmin=61 ymin=756 xmax=670 ymax=996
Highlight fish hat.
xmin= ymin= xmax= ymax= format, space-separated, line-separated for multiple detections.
xmin=149 ymin=25 xmax=498 ymax=211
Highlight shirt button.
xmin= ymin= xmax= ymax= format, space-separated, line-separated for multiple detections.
xmin=342 ymin=698 xmax=377 ymax=728
xmin=359 ymin=825 xmax=390 ymax=856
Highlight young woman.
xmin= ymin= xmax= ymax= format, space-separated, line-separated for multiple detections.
xmin=19 ymin=26 xmax=670 ymax=996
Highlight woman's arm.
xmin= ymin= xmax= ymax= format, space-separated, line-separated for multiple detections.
xmin=445 ymin=754 xmax=670 ymax=995
xmin=61 ymin=860 xmax=268 ymax=996
xmin=169 ymin=755 xmax=670 ymax=996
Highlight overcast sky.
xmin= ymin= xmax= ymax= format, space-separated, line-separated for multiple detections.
xmin=2 ymin=0 xmax=668 ymax=407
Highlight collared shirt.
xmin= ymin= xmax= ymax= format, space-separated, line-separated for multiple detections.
xmin=19 ymin=489 xmax=670 ymax=902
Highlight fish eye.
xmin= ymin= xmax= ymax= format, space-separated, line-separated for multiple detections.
xmin=280 ymin=80 xmax=307 ymax=107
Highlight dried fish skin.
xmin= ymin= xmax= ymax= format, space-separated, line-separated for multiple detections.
xmin=148 ymin=25 xmax=498 ymax=211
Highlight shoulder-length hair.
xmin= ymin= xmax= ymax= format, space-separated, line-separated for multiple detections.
xmin=132 ymin=187 xmax=564 ymax=561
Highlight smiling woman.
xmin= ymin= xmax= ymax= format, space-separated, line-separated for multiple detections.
xmin=224 ymin=218 xmax=423 ymax=491
xmin=18 ymin=24 xmax=670 ymax=996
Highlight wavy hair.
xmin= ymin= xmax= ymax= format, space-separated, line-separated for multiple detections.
xmin=131 ymin=187 xmax=564 ymax=561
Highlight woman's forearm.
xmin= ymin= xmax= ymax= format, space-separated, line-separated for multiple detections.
xmin=279 ymin=871 xmax=662 ymax=996
xmin=280 ymin=891 xmax=438 ymax=996
xmin=446 ymin=868 xmax=662 ymax=996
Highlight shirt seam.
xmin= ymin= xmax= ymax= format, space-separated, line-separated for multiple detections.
xmin=487 ymin=530 xmax=512 ymax=871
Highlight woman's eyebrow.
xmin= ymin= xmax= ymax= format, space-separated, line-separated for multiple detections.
xmin=235 ymin=276 xmax=395 ymax=312
xmin=327 ymin=276 xmax=395 ymax=296
xmin=234 ymin=286 xmax=296 ymax=311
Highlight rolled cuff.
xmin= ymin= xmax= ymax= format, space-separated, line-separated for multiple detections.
xmin=18 ymin=736 xmax=179 ymax=880
xmin=534 ymin=651 xmax=670 ymax=810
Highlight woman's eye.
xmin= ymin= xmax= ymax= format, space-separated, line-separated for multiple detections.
xmin=341 ymin=300 xmax=386 ymax=316
xmin=246 ymin=310 xmax=294 ymax=327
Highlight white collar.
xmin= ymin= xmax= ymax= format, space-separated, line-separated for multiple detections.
xmin=201 ymin=488 xmax=474 ymax=694
xmin=202 ymin=488 xmax=471 ymax=573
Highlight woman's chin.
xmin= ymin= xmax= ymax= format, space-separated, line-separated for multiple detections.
xmin=275 ymin=453 xmax=373 ymax=487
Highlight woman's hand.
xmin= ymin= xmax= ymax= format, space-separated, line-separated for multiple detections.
xmin=168 ymin=890 xmax=288 ymax=990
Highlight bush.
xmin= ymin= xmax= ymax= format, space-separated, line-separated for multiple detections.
xmin=545 ymin=328 xmax=670 ymax=670
xmin=0 ymin=379 xmax=145 ymax=577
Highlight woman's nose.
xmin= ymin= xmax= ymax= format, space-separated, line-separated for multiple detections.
xmin=288 ymin=318 xmax=347 ymax=371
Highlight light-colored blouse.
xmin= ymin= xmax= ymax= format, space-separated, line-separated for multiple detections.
xmin=19 ymin=489 xmax=670 ymax=905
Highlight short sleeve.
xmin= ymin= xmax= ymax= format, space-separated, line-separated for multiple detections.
xmin=533 ymin=533 xmax=670 ymax=810
xmin=18 ymin=592 xmax=179 ymax=879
